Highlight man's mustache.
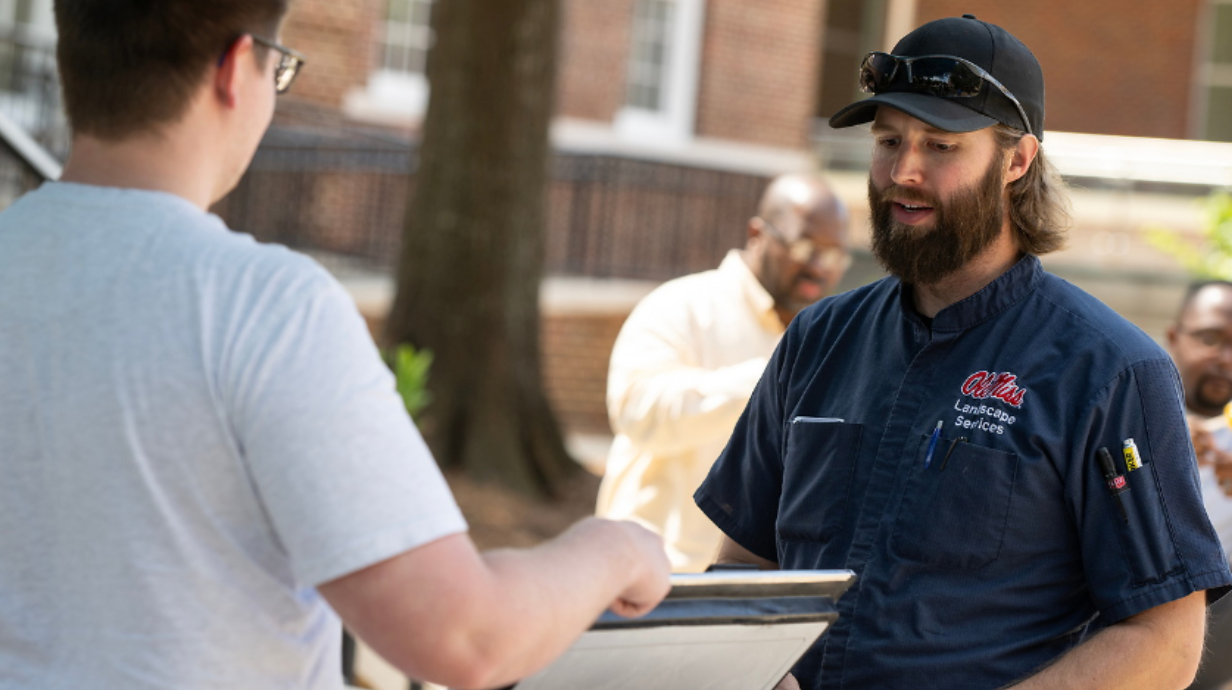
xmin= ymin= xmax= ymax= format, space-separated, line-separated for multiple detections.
xmin=876 ymin=184 xmax=939 ymax=207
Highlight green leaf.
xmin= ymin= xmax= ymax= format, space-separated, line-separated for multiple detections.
xmin=1146 ymin=192 xmax=1232 ymax=280
xmin=387 ymin=343 xmax=434 ymax=420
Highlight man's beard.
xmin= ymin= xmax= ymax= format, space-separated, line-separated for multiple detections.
xmin=758 ymin=249 xmax=821 ymax=320
xmin=1194 ymin=373 xmax=1232 ymax=417
xmin=868 ymin=159 xmax=1007 ymax=286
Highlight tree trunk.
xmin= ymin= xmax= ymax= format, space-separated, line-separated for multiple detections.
xmin=384 ymin=0 xmax=577 ymax=499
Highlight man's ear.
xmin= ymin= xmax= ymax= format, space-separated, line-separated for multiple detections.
xmin=214 ymin=35 xmax=255 ymax=108
xmin=747 ymin=217 xmax=764 ymax=242
xmin=1167 ymin=322 xmax=1181 ymax=351
xmin=1005 ymin=133 xmax=1039 ymax=185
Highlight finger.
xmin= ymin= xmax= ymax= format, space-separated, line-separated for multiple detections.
xmin=609 ymin=598 xmax=654 ymax=619
xmin=774 ymin=672 xmax=802 ymax=690
xmin=1194 ymin=437 xmax=1212 ymax=458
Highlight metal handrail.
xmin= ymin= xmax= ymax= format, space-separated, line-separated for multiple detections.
xmin=0 ymin=107 xmax=58 ymax=180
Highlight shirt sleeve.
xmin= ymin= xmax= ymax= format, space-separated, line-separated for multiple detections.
xmin=692 ymin=323 xmax=796 ymax=563
xmin=221 ymin=263 xmax=467 ymax=588
xmin=1070 ymin=358 xmax=1232 ymax=625
xmin=608 ymin=285 xmax=770 ymax=455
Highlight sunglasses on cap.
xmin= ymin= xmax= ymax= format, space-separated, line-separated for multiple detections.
xmin=858 ymin=51 xmax=1033 ymax=137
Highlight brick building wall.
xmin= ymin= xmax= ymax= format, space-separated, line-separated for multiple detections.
xmin=280 ymin=0 xmax=378 ymax=109
xmin=276 ymin=0 xmax=1213 ymax=143
xmin=541 ymin=312 xmax=629 ymax=434
xmin=913 ymin=1 xmax=1205 ymax=139
xmin=557 ymin=0 xmax=824 ymax=149
xmin=556 ymin=0 xmax=637 ymax=122
xmin=695 ymin=0 xmax=826 ymax=147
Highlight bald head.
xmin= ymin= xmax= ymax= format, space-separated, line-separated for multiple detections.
xmin=744 ymin=173 xmax=851 ymax=326
xmin=756 ymin=174 xmax=847 ymax=235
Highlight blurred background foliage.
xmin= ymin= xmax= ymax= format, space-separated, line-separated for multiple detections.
xmin=1148 ymin=193 xmax=1232 ymax=278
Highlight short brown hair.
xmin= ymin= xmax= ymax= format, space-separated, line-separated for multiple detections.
xmin=992 ymin=124 xmax=1070 ymax=255
xmin=55 ymin=0 xmax=290 ymax=140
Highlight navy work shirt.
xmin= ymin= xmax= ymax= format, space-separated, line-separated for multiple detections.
xmin=695 ymin=255 xmax=1232 ymax=689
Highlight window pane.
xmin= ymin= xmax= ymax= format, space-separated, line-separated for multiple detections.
xmin=1215 ymin=4 xmax=1232 ymax=65
xmin=1206 ymin=85 xmax=1232 ymax=142
xmin=411 ymin=0 xmax=432 ymax=27
xmin=13 ymin=0 xmax=31 ymax=24
xmin=407 ymin=46 xmax=427 ymax=75
xmin=384 ymin=43 xmax=408 ymax=73
xmin=650 ymin=42 xmax=665 ymax=65
xmin=380 ymin=0 xmax=432 ymax=75
xmin=624 ymin=0 xmax=675 ymax=112
xmin=387 ymin=0 xmax=410 ymax=24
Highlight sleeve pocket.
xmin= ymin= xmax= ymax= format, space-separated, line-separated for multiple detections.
xmin=1111 ymin=464 xmax=1183 ymax=587
xmin=776 ymin=419 xmax=862 ymax=543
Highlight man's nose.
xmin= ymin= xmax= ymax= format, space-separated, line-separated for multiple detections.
xmin=1218 ymin=343 xmax=1232 ymax=366
xmin=891 ymin=144 xmax=926 ymax=186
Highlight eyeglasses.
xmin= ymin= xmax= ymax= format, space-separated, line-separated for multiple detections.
xmin=1181 ymin=328 xmax=1232 ymax=355
xmin=249 ymin=34 xmax=307 ymax=94
xmin=758 ymin=218 xmax=852 ymax=272
xmin=858 ymin=51 xmax=1033 ymax=137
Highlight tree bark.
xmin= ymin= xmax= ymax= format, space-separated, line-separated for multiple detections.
xmin=384 ymin=0 xmax=577 ymax=498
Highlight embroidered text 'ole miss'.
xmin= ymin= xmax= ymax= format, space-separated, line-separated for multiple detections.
xmin=961 ymin=371 xmax=1027 ymax=408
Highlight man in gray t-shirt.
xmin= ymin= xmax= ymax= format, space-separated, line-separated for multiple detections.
xmin=0 ymin=3 xmax=670 ymax=689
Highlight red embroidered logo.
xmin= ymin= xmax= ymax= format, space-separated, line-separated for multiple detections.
xmin=961 ymin=371 xmax=1027 ymax=408
xmin=1109 ymin=476 xmax=1127 ymax=490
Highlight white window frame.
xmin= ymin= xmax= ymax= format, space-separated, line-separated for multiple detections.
xmin=615 ymin=0 xmax=705 ymax=145
xmin=344 ymin=0 xmax=433 ymax=124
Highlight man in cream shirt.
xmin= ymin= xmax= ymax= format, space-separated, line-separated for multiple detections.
xmin=597 ymin=174 xmax=850 ymax=571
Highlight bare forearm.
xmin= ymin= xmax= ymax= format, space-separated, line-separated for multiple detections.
xmin=467 ymin=520 xmax=662 ymax=684
xmin=1006 ymin=592 xmax=1206 ymax=690
xmin=322 ymin=521 xmax=669 ymax=690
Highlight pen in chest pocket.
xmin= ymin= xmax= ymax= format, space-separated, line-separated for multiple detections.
xmin=923 ymin=420 xmax=943 ymax=468
xmin=938 ymin=436 xmax=967 ymax=472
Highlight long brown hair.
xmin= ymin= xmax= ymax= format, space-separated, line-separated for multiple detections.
xmin=993 ymin=124 xmax=1070 ymax=255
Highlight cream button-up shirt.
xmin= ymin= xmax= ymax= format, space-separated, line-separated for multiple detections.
xmin=597 ymin=250 xmax=785 ymax=571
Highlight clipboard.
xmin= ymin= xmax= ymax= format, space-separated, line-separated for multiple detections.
xmin=508 ymin=569 xmax=856 ymax=690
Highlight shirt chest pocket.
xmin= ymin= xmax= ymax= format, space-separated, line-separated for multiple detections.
xmin=776 ymin=420 xmax=863 ymax=543
xmin=891 ymin=437 xmax=1020 ymax=570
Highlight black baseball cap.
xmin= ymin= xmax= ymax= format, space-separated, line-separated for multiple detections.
xmin=828 ymin=15 xmax=1045 ymax=140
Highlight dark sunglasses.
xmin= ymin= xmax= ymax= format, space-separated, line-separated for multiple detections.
xmin=249 ymin=34 xmax=307 ymax=94
xmin=858 ymin=51 xmax=1033 ymax=137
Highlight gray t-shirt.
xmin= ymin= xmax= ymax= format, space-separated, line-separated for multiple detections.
xmin=0 ymin=183 xmax=467 ymax=689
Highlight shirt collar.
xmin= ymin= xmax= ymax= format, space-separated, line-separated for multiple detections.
xmin=898 ymin=254 xmax=1044 ymax=332
xmin=719 ymin=249 xmax=785 ymax=334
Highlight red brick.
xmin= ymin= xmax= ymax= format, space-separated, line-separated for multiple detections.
xmin=914 ymin=1 xmax=1205 ymax=138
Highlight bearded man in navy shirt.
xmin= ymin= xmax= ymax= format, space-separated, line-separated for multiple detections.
xmin=695 ymin=15 xmax=1232 ymax=690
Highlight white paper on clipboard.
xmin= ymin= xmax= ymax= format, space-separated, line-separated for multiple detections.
xmin=509 ymin=570 xmax=855 ymax=690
